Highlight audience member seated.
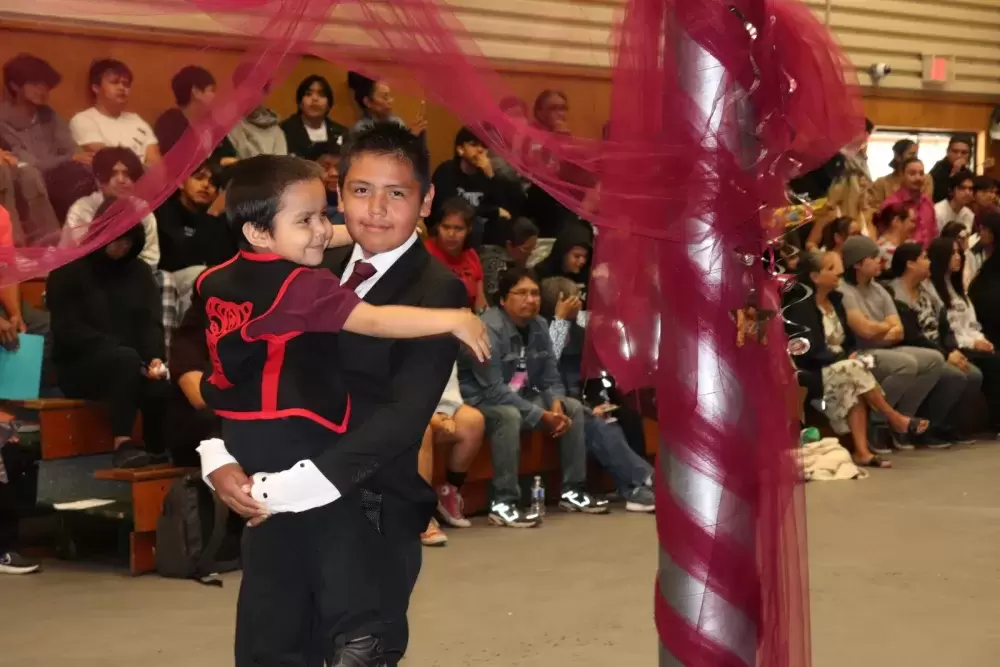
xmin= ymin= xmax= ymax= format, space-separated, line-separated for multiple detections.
xmin=928 ymin=136 xmax=972 ymax=203
xmin=431 ymin=127 xmax=523 ymax=247
xmin=47 ymin=208 xmax=171 ymax=469
xmin=226 ymin=64 xmax=286 ymax=159
xmin=964 ymin=210 xmax=1000 ymax=289
xmin=0 ymin=415 xmax=42 ymax=574
xmin=0 ymin=54 xmax=87 ymax=234
xmin=787 ymin=251 xmax=931 ymax=468
xmin=970 ymin=211 xmax=1000 ymax=362
xmin=838 ymin=236 xmax=947 ymax=450
xmin=969 ymin=176 xmax=997 ymax=217
xmin=313 ymin=151 xmax=343 ymax=223
xmin=869 ymin=139 xmax=932 ymax=211
xmin=927 ymin=237 xmax=1000 ymax=432
xmin=69 ymin=59 xmax=160 ymax=165
xmin=63 ymin=146 xmax=159 ymax=267
xmin=459 ymin=268 xmax=657 ymax=527
xmin=538 ymin=275 xmax=650 ymax=460
xmin=874 ymin=201 xmax=914 ymax=267
xmin=346 ymin=72 xmax=426 ymax=138
xmin=417 ymin=364 xmax=485 ymax=546
xmin=155 ymin=161 xmax=234 ymax=314
xmin=153 ymin=65 xmax=236 ymax=165
xmin=885 ymin=243 xmax=974 ymax=445
xmin=166 ymin=289 xmax=221 ymax=468
xmin=820 ymin=216 xmax=860 ymax=255
xmin=879 ymin=157 xmax=935 ymax=246
xmin=481 ymin=216 xmax=539 ymax=306
xmin=424 ymin=197 xmax=485 ymax=310
xmin=280 ymin=75 xmax=348 ymax=159
xmin=934 ymin=170 xmax=974 ymax=233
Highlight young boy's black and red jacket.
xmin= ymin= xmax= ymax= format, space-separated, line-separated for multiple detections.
xmin=196 ymin=250 xmax=361 ymax=474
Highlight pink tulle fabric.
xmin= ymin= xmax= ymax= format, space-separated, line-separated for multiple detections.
xmin=1 ymin=0 xmax=863 ymax=664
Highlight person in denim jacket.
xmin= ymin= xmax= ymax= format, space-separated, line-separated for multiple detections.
xmin=459 ymin=266 xmax=655 ymax=527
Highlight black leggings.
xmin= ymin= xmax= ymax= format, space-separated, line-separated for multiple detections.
xmin=57 ymin=346 xmax=172 ymax=453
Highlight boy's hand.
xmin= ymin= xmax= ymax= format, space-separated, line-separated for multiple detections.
xmin=453 ymin=311 xmax=491 ymax=362
xmin=209 ymin=463 xmax=269 ymax=519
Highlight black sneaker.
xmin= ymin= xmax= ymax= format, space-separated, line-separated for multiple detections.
xmin=111 ymin=440 xmax=152 ymax=469
xmin=559 ymin=490 xmax=610 ymax=514
xmin=0 ymin=551 xmax=41 ymax=575
xmin=913 ymin=433 xmax=952 ymax=450
xmin=487 ymin=502 xmax=540 ymax=528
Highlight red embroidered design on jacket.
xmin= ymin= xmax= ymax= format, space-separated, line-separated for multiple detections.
xmin=205 ymin=297 xmax=253 ymax=389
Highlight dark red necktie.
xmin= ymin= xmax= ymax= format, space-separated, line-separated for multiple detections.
xmin=341 ymin=260 xmax=377 ymax=292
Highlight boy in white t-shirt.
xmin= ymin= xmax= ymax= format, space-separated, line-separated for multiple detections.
xmin=933 ymin=170 xmax=975 ymax=233
xmin=69 ymin=59 xmax=160 ymax=165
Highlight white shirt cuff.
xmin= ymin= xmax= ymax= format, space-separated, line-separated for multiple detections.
xmin=197 ymin=438 xmax=238 ymax=490
xmin=249 ymin=460 xmax=342 ymax=514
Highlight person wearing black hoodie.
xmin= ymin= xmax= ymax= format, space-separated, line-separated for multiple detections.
xmin=47 ymin=200 xmax=171 ymax=468
xmin=430 ymin=127 xmax=524 ymax=247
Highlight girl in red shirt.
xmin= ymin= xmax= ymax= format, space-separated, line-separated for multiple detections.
xmin=426 ymin=196 xmax=486 ymax=310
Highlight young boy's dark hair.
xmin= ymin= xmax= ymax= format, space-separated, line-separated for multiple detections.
xmin=224 ymin=155 xmax=323 ymax=239
xmin=88 ymin=58 xmax=132 ymax=90
xmin=339 ymin=121 xmax=430 ymax=196
xmin=171 ymin=65 xmax=215 ymax=107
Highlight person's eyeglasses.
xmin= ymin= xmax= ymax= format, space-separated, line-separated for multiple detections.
xmin=509 ymin=289 xmax=541 ymax=299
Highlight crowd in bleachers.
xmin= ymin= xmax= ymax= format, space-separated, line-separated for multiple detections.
xmin=787 ymin=122 xmax=1000 ymax=469
xmin=0 ymin=53 xmax=652 ymax=574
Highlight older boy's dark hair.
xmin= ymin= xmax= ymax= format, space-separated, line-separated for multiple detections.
xmin=171 ymin=65 xmax=215 ymax=107
xmin=454 ymin=127 xmax=482 ymax=150
xmin=948 ymin=169 xmax=975 ymax=195
xmin=339 ymin=121 xmax=431 ymax=197
xmin=92 ymin=146 xmax=143 ymax=183
xmin=506 ymin=217 xmax=539 ymax=246
xmin=3 ymin=53 xmax=61 ymax=97
xmin=973 ymin=175 xmax=996 ymax=193
xmin=224 ymin=155 xmax=323 ymax=239
xmin=498 ymin=266 xmax=539 ymax=303
xmin=88 ymin=58 xmax=132 ymax=90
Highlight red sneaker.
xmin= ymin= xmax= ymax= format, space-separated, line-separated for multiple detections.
xmin=436 ymin=484 xmax=471 ymax=528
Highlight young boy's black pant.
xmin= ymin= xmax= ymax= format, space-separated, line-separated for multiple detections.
xmin=235 ymin=494 xmax=387 ymax=667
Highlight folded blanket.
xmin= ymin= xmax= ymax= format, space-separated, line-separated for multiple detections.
xmin=798 ymin=437 xmax=867 ymax=481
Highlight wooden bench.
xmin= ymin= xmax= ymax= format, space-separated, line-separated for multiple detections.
xmin=434 ymin=417 xmax=661 ymax=515
xmin=5 ymin=398 xmax=126 ymax=460
xmin=92 ymin=465 xmax=195 ymax=575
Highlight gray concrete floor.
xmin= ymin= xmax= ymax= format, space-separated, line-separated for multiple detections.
xmin=2 ymin=443 xmax=999 ymax=667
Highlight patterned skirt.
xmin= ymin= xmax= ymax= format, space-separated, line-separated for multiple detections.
xmin=820 ymin=358 xmax=878 ymax=434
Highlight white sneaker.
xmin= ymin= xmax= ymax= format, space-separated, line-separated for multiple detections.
xmin=0 ymin=552 xmax=41 ymax=575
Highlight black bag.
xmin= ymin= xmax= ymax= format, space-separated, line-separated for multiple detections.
xmin=156 ymin=472 xmax=241 ymax=586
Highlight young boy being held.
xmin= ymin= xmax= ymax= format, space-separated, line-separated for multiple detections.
xmin=195 ymin=154 xmax=486 ymax=666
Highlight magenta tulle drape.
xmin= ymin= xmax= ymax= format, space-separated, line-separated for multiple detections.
xmin=1 ymin=0 xmax=862 ymax=663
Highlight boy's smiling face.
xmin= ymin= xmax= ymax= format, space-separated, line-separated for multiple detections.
xmin=243 ymin=178 xmax=332 ymax=266
xmin=339 ymin=152 xmax=433 ymax=256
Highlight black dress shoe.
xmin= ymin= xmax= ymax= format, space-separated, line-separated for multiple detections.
xmin=111 ymin=440 xmax=152 ymax=468
xmin=329 ymin=635 xmax=400 ymax=667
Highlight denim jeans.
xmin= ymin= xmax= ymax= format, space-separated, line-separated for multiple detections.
xmin=478 ymin=395 xmax=588 ymax=505
xmin=583 ymin=412 xmax=652 ymax=494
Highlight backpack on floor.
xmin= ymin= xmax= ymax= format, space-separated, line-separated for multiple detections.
xmin=156 ymin=472 xmax=242 ymax=586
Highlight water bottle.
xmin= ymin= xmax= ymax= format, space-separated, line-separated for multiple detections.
xmin=530 ymin=476 xmax=545 ymax=517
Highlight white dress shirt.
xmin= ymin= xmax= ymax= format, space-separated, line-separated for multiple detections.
xmin=933 ymin=199 xmax=974 ymax=233
xmin=198 ymin=232 xmax=422 ymax=514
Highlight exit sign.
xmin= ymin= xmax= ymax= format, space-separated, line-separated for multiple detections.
xmin=923 ymin=54 xmax=953 ymax=85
